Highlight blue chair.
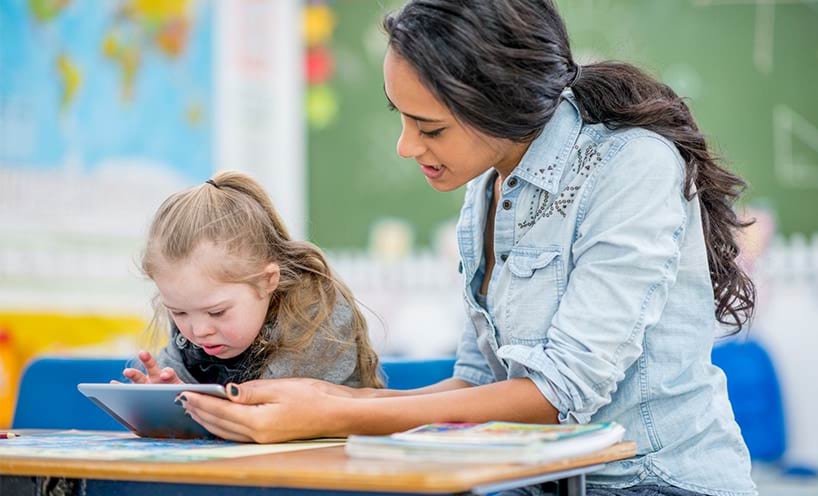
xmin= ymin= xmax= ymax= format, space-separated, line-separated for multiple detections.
xmin=12 ymin=355 xmax=457 ymax=430
xmin=13 ymin=356 xmax=130 ymax=430
xmin=380 ymin=357 xmax=455 ymax=390
xmin=711 ymin=340 xmax=786 ymax=462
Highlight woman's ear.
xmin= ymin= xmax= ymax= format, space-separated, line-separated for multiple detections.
xmin=262 ymin=263 xmax=280 ymax=295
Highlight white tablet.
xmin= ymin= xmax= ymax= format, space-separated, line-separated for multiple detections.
xmin=77 ymin=383 xmax=227 ymax=439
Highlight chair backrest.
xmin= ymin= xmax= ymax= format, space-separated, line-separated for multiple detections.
xmin=13 ymin=356 xmax=457 ymax=429
xmin=13 ymin=356 xmax=130 ymax=430
xmin=380 ymin=357 xmax=455 ymax=390
xmin=711 ymin=340 xmax=787 ymax=462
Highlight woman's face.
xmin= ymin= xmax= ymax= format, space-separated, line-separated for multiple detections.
xmin=383 ymin=48 xmax=527 ymax=191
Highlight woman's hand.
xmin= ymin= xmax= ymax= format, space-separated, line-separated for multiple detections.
xmin=120 ymin=350 xmax=183 ymax=384
xmin=307 ymin=380 xmax=381 ymax=399
xmin=179 ymin=378 xmax=348 ymax=443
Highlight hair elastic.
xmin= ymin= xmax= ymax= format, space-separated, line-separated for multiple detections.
xmin=569 ymin=64 xmax=582 ymax=87
xmin=205 ymin=179 xmax=220 ymax=189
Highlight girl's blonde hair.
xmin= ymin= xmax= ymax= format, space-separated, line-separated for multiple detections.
xmin=141 ymin=170 xmax=383 ymax=387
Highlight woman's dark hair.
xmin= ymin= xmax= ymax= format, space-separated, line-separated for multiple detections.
xmin=383 ymin=0 xmax=754 ymax=333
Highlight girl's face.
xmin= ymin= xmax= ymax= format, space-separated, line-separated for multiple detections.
xmin=383 ymin=47 xmax=529 ymax=190
xmin=152 ymin=242 xmax=279 ymax=359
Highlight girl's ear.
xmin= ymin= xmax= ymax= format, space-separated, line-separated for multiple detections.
xmin=262 ymin=263 xmax=280 ymax=295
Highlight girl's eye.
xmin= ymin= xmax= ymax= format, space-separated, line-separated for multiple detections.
xmin=420 ymin=128 xmax=444 ymax=138
xmin=208 ymin=310 xmax=225 ymax=317
xmin=171 ymin=311 xmax=186 ymax=317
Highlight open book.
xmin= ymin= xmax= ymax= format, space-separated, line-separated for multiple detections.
xmin=346 ymin=421 xmax=625 ymax=464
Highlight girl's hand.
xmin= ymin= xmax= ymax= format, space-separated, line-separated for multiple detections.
xmin=179 ymin=378 xmax=347 ymax=443
xmin=121 ymin=350 xmax=183 ymax=384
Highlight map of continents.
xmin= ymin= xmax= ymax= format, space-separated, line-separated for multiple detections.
xmin=0 ymin=0 xmax=213 ymax=180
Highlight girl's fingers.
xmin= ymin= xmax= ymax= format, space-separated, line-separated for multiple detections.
xmin=123 ymin=368 xmax=149 ymax=384
xmin=138 ymin=351 xmax=163 ymax=381
xmin=124 ymin=363 xmax=181 ymax=384
xmin=159 ymin=367 xmax=182 ymax=384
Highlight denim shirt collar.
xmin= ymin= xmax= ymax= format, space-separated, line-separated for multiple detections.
xmin=511 ymin=88 xmax=583 ymax=195
xmin=457 ymin=90 xmax=583 ymax=289
xmin=458 ymin=90 xmax=583 ymax=282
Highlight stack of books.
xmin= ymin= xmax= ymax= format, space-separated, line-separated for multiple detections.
xmin=346 ymin=421 xmax=625 ymax=464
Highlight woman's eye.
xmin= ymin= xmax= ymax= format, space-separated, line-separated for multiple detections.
xmin=420 ymin=128 xmax=444 ymax=138
xmin=208 ymin=310 xmax=225 ymax=317
xmin=171 ymin=311 xmax=186 ymax=317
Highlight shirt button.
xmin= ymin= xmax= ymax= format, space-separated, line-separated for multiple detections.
xmin=500 ymin=254 xmax=508 ymax=262
xmin=507 ymin=177 xmax=518 ymax=188
xmin=502 ymin=199 xmax=512 ymax=210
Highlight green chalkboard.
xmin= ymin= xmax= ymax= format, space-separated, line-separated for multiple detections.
xmin=308 ymin=0 xmax=818 ymax=250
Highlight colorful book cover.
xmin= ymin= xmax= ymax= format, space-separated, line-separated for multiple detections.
xmin=346 ymin=422 xmax=626 ymax=464
xmin=392 ymin=421 xmax=612 ymax=445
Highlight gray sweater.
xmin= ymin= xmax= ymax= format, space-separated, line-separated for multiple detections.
xmin=156 ymin=296 xmax=363 ymax=386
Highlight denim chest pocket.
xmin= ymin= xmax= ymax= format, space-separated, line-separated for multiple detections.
xmin=502 ymin=247 xmax=564 ymax=344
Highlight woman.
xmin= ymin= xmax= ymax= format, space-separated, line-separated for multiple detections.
xmin=179 ymin=1 xmax=756 ymax=494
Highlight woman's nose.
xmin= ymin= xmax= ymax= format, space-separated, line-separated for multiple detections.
xmin=396 ymin=123 xmax=426 ymax=159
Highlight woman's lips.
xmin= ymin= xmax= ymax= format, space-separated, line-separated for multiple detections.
xmin=419 ymin=163 xmax=444 ymax=179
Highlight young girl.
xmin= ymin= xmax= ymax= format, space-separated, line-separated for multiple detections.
xmin=123 ymin=170 xmax=382 ymax=389
xmin=179 ymin=2 xmax=756 ymax=495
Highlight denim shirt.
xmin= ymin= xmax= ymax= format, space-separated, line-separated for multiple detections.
xmin=453 ymin=90 xmax=755 ymax=496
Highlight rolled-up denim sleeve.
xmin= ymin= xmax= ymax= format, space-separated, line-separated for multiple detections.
xmin=453 ymin=312 xmax=495 ymax=386
xmin=498 ymin=136 xmax=688 ymax=424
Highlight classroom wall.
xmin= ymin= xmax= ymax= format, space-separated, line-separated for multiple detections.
xmin=751 ymin=234 xmax=818 ymax=467
xmin=307 ymin=0 xmax=818 ymax=250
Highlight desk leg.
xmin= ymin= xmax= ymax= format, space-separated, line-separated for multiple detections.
xmin=0 ymin=475 xmax=37 ymax=496
xmin=470 ymin=464 xmax=601 ymax=495
xmin=557 ymin=473 xmax=585 ymax=496
xmin=0 ymin=475 xmax=83 ymax=496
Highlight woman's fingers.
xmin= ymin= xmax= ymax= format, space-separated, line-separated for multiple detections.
xmin=225 ymin=381 xmax=282 ymax=405
xmin=182 ymin=397 xmax=256 ymax=441
xmin=182 ymin=382 xmax=339 ymax=442
xmin=182 ymin=391 xmax=258 ymax=425
xmin=181 ymin=392 xmax=266 ymax=441
xmin=185 ymin=407 xmax=254 ymax=442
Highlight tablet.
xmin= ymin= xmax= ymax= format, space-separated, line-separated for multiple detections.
xmin=77 ymin=383 xmax=227 ymax=439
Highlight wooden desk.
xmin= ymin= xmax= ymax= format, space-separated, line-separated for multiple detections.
xmin=0 ymin=434 xmax=636 ymax=496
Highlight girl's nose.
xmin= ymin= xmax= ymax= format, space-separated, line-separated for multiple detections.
xmin=190 ymin=320 xmax=216 ymax=338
